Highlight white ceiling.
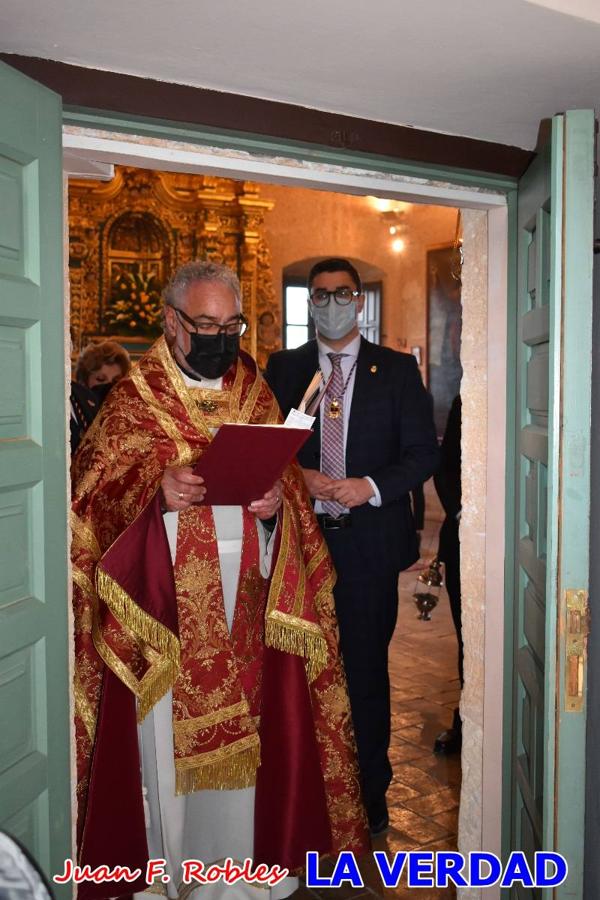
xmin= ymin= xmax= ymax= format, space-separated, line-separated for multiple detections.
xmin=2 ymin=0 xmax=599 ymax=150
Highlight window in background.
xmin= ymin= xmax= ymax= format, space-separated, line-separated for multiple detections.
xmin=283 ymin=279 xmax=315 ymax=348
xmin=358 ymin=281 xmax=382 ymax=344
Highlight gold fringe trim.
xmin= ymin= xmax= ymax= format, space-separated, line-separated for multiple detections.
xmin=137 ymin=661 xmax=180 ymax=723
xmin=173 ymin=700 xmax=250 ymax=735
xmin=265 ymin=611 xmax=328 ymax=683
xmin=96 ymin=567 xmax=180 ymax=718
xmin=175 ymin=738 xmax=260 ymax=795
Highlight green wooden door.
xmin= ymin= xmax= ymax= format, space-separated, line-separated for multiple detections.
xmin=0 ymin=62 xmax=71 ymax=891
xmin=507 ymin=110 xmax=595 ymax=896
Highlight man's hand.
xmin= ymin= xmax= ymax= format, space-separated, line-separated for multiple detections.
xmin=249 ymin=480 xmax=283 ymax=520
xmin=160 ymin=466 xmax=206 ymax=512
xmin=328 ymin=477 xmax=375 ymax=509
xmin=301 ymin=468 xmax=336 ymax=500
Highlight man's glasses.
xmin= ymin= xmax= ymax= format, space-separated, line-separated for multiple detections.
xmin=174 ymin=307 xmax=248 ymax=336
xmin=309 ymin=288 xmax=361 ymax=308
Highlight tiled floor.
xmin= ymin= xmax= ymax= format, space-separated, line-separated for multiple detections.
xmin=297 ymin=513 xmax=462 ymax=899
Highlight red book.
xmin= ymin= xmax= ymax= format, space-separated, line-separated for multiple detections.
xmin=193 ymin=423 xmax=311 ymax=506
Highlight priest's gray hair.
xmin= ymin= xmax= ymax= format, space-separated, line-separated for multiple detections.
xmin=163 ymin=260 xmax=242 ymax=310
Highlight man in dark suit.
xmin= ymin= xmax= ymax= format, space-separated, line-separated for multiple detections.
xmin=265 ymin=258 xmax=439 ymax=834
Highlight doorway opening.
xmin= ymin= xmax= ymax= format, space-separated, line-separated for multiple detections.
xmin=64 ymin=125 xmax=509 ymax=894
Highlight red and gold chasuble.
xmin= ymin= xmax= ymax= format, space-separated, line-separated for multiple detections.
xmin=71 ymin=337 xmax=368 ymax=897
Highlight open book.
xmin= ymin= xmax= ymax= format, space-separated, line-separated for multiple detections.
xmin=193 ymin=423 xmax=311 ymax=505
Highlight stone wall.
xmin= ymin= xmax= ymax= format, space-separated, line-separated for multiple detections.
xmin=457 ymin=209 xmax=489 ymax=897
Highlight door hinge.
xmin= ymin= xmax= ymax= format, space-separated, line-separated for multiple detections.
xmin=565 ymin=589 xmax=590 ymax=713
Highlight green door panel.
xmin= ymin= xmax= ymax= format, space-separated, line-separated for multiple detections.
xmin=506 ymin=110 xmax=594 ymax=898
xmin=0 ymin=61 xmax=71 ymax=894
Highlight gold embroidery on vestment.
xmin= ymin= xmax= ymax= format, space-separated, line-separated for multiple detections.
xmin=173 ymin=700 xmax=251 ymax=735
xmin=156 ymin=338 xmax=213 ymax=439
xmin=70 ymin=510 xmax=101 ymax=560
xmin=74 ymin=670 xmax=96 ymax=742
xmin=131 ymin=362 xmax=193 ymax=465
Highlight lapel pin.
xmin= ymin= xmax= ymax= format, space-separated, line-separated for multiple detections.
xmin=370 ymin=365 xmax=377 ymax=373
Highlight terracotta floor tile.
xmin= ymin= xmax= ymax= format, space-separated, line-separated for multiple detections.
xmin=395 ymin=724 xmax=428 ymax=746
xmin=389 ymin=710 xmax=424 ymax=728
xmin=419 ymin=837 xmax=459 ymax=853
xmin=388 ymin=808 xmax=449 ymax=844
xmin=391 ymin=763 xmax=445 ymax=796
xmin=386 ymin=781 xmax=421 ymax=803
xmin=376 ymin=828 xmax=421 ymax=853
xmin=388 ymin=742 xmax=432 ymax=764
xmin=402 ymin=787 xmax=459 ymax=818
xmin=411 ymin=754 xmax=462 ymax=787
xmin=431 ymin=809 xmax=460 ymax=833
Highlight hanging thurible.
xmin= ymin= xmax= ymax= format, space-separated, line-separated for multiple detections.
xmin=413 ymin=556 xmax=445 ymax=621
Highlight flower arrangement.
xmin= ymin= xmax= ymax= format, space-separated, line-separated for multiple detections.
xmin=105 ymin=268 xmax=163 ymax=336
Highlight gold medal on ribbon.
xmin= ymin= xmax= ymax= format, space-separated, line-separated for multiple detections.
xmin=328 ymin=399 xmax=341 ymax=419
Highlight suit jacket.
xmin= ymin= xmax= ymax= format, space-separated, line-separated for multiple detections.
xmin=265 ymin=338 xmax=440 ymax=577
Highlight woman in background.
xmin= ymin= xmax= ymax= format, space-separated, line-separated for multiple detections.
xmin=70 ymin=340 xmax=131 ymax=454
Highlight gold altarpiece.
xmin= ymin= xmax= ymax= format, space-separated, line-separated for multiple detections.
xmin=68 ymin=166 xmax=280 ymax=368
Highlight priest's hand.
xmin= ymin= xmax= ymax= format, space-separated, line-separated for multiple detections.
xmin=249 ymin=480 xmax=283 ymax=520
xmin=160 ymin=466 xmax=206 ymax=511
xmin=301 ymin=467 xmax=336 ymax=500
xmin=328 ymin=477 xmax=375 ymax=508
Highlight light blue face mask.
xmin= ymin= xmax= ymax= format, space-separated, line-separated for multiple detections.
xmin=309 ymin=299 xmax=358 ymax=340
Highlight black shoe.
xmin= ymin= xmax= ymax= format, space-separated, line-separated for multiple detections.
xmin=433 ymin=707 xmax=462 ymax=755
xmin=433 ymin=726 xmax=462 ymax=755
xmin=368 ymin=799 xmax=389 ymax=836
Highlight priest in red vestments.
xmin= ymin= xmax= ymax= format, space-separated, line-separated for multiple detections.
xmin=70 ymin=261 xmax=369 ymax=900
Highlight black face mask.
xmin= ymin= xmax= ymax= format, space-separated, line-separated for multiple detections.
xmin=183 ymin=331 xmax=240 ymax=380
xmin=90 ymin=382 xmax=115 ymax=405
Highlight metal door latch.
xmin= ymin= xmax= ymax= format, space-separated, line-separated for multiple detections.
xmin=565 ymin=589 xmax=590 ymax=712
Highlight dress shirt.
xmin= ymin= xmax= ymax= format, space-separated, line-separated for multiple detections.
xmin=315 ymin=333 xmax=382 ymax=513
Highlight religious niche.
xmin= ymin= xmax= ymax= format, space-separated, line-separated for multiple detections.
xmin=105 ymin=212 xmax=168 ymax=337
xmin=68 ymin=166 xmax=279 ymax=367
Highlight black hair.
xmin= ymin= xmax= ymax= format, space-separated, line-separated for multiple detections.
xmin=307 ymin=258 xmax=362 ymax=293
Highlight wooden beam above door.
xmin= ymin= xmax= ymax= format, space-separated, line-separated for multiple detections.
xmin=0 ymin=54 xmax=534 ymax=178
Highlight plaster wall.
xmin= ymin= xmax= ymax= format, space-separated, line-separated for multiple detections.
xmin=259 ymin=183 xmax=457 ymax=371
xmin=457 ymin=209 xmax=489 ymax=897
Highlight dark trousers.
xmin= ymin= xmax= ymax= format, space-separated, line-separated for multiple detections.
xmin=325 ymin=529 xmax=399 ymax=814
xmin=443 ymin=551 xmax=463 ymax=687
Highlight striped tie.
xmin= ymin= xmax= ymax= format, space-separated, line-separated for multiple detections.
xmin=321 ymin=353 xmax=347 ymax=518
